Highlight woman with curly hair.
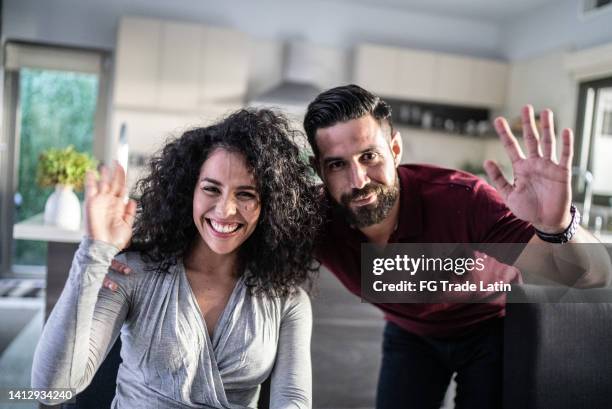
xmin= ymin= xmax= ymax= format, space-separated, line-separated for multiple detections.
xmin=31 ymin=109 xmax=321 ymax=409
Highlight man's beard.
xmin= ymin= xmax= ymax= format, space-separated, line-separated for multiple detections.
xmin=333 ymin=177 xmax=400 ymax=229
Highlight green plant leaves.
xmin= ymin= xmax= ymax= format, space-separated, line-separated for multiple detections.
xmin=37 ymin=145 xmax=97 ymax=191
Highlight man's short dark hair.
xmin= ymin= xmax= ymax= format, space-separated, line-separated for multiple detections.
xmin=303 ymin=84 xmax=394 ymax=158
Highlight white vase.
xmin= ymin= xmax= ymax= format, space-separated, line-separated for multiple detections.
xmin=44 ymin=185 xmax=82 ymax=230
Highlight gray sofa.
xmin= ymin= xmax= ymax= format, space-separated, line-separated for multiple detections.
xmin=503 ymin=284 xmax=612 ymax=409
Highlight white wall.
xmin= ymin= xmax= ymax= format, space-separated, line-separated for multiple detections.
xmin=494 ymin=51 xmax=580 ymax=179
xmin=6 ymin=0 xmax=612 ymax=63
xmin=502 ymin=0 xmax=612 ymax=61
xmin=2 ymin=0 xmax=503 ymax=58
xmin=504 ymin=51 xmax=577 ymax=131
xmin=500 ymin=0 xmax=612 ymax=143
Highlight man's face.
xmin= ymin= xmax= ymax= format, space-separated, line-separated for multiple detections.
xmin=313 ymin=114 xmax=402 ymax=228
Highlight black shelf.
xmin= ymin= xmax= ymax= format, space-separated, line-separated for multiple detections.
xmin=386 ymin=97 xmax=493 ymax=137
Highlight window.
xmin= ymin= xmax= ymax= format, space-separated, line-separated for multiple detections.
xmin=0 ymin=42 xmax=110 ymax=277
xmin=574 ymin=77 xmax=612 ymax=231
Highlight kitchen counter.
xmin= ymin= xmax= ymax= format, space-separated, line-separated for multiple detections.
xmin=13 ymin=213 xmax=84 ymax=243
xmin=597 ymin=232 xmax=612 ymax=243
xmin=13 ymin=214 xmax=85 ymax=321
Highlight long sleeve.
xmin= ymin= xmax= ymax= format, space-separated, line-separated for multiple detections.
xmin=31 ymin=238 xmax=132 ymax=404
xmin=269 ymin=288 xmax=313 ymax=409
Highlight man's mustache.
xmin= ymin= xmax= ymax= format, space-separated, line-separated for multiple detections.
xmin=340 ymin=183 xmax=382 ymax=205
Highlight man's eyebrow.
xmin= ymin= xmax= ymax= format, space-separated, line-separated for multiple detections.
xmin=322 ymin=156 xmax=344 ymax=165
xmin=322 ymin=146 xmax=380 ymax=164
xmin=201 ymin=177 xmax=256 ymax=191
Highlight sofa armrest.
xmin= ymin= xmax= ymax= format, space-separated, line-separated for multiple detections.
xmin=503 ymin=284 xmax=612 ymax=409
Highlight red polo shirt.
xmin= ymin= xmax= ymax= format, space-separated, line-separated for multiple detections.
xmin=315 ymin=164 xmax=535 ymax=338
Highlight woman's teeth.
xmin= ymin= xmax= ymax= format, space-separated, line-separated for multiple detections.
xmin=210 ymin=219 xmax=240 ymax=233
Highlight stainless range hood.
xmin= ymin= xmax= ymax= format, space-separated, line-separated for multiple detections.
xmin=249 ymin=41 xmax=347 ymax=116
xmin=251 ymin=81 xmax=321 ymax=111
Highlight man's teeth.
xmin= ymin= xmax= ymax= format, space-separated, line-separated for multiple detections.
xmin=353 ymin=194 xmax=371 ymax=201
xmin=210 ymin=220 xmax=240 ymax=233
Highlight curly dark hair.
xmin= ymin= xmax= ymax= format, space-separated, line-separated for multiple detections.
xmin=303 ymin=84 xmax=394 ymax=159
xmin=129 ymin=108 xmax=321 ymax=297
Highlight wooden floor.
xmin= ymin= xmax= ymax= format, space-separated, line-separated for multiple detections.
xmin=312 ymin=268 xmax=455 ymax=409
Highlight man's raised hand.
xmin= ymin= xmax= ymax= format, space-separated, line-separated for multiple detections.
xmin=483 ymin=105 xmax=573 ymax=233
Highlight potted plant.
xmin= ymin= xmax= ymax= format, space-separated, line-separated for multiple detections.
xmin=37 ymin=145 xmax=97 ymax=230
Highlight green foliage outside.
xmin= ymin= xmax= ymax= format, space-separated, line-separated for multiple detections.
xmin=15 ymin=68 xmax=98 ymax=266
xmin=37 ymin=146 xmax=97 ymax=191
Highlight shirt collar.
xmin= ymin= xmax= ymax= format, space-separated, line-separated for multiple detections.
xmin=390 ymin=165 xmax=423 ymax=241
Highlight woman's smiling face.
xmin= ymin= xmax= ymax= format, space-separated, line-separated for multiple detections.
xmin=192 ymin=148 xmax=261 ymax=255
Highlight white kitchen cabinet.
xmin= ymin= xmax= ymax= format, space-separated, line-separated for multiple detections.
xmin=471 ymin=59 xmax=508 ymax=107
xmin=113 ymin=17 xmax=248 ymax=110
xmin=114 ymin=17 xmax=162 ymax=107
xmin=198 ymin=26 xmax=248 ymax=103
xmin=396 ymin=49 xmax=436 ymax=100
xmin=354 ymin=44 xmax=398 ymax=98
xmin=353 ymin=43 xmax=508 ymax=108
xmin=158 ymin=21 xmax=202 ymax=110
xmin=434 ymin=54 xmax=473 ymax=105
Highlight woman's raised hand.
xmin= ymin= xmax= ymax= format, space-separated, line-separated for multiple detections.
xmin=85 ymin=162 xmax=137 ymax=250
